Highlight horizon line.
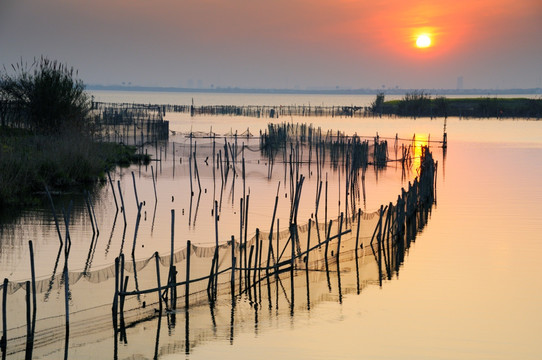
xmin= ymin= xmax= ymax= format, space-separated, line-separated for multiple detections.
xmin=86 ymin=84 xmax=542 ymax=96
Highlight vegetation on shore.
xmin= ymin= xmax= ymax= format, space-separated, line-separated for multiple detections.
xmin=371 ymin=91 xmax=542 ymax=118
xmin=0 ymin=57 xmax=148 ymax=209
xmin=0 ymin=128 xmax=147 ymax=207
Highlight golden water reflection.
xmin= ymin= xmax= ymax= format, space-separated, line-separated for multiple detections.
xmin=412 ymin=133 xmax=429 ymax=173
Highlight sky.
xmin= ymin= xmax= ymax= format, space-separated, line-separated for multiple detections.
xmin=1 ymin=0 xmax=541 ymax=90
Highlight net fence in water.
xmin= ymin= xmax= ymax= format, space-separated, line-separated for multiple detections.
xmin=0 ymin=208 xmax=379 ymax=296
xmin=0 ymin=136 xmax=436 ymax=358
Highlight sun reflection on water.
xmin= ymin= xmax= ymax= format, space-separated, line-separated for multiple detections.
xmin=412 ymin=133 xmax=429 ymax=172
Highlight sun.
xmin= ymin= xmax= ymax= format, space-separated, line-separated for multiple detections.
xmin=416 ymin=35 xmax=431 ymax=48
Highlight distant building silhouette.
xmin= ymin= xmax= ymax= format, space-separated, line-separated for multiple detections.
xmin=457 ymin=76 xmax=464 ymax=90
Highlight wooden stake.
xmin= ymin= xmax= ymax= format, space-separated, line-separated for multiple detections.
xmin=107 ymin=171 xmax=119 ymax=212
xmin=185 ymin=241 xmax=191 ymax=309
xmin=131 ymin=171 xmax=139 ymax=207
xmin=151 ymin=165 xmax=158 ymax=202
xmin=355 ymin=209 xmax=362 ymax=249
xmin=154 ymin=252 xmax=162 ymax=313
xmin=2 ymin=278 xmax=7 ymax=356
xmin=117 ymin=180 xmax=127 ymax=225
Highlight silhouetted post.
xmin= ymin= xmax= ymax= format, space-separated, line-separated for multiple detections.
xmin=154 ymin=252 xmax=162 ymax=313
xmin=107 ymin=172 xmax=119 ymax=212
xmin=45 ymin=185 xmax=63 ymax=246
xmin=325 ymin=173 xmax=328 ymax=236
xmin=2 ymin=278 xmax=6 ymax=357
xmin=170 ymin=209 xmax=175 ymax=309
xmin=306 ymin=219 xmax=312 ymax=266
xmin=253 ymin=229 xmax=260 ymax=287
xmin=290 ymin=224 xmax=295 ymax=281
xmin=239 ymin=197 xmax=244 ymax=287
xmin=355 ymin=209 xmax=362 ymax=249
xmin=337 ymin=213 xmax=344 ymax=261
xmin=113 ymin=257 xmax=119 ymax=328
xmin=214 ymin=200 xmax=220 ymax=297
xmin=231 ymin=235 xmax=236 ymax=298
xmin=246 ymin=245 xmax=254 ymax=296
xmin=324 ymin=219 xmax=333 ymax=259
xmin=28 ymin=241 xmax=37 ymax=330
xmin=151 ymin=165 xmax=158 ymax=202
xmin=131 ymin=171 xmax=139 ymax=207
xmin=63 ymin=265 xmax=70 ymax=360
xmin=193 ymin=152 xmax=202 ymax=193
xmin=84 ymin=191 xmax=96 ymax=235
xmin=189 ymin=152 xmax=194 ymax=196
xmin=185 ymin=241 xmax=191 ymax=309
xmin=119 ymin=254 xmax=126 ymax=323
xmin=117 ymin=180 xmax=127 ymax=225
xmin=25 ymin=281 xmax=31 ymax=357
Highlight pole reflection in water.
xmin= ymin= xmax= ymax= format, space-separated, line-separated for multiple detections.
xmin=0 ymin=129 xmax=438 ymax=359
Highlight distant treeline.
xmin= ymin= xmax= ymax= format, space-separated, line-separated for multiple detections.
xmin=371 ymin=91 xmax=542 ymax=118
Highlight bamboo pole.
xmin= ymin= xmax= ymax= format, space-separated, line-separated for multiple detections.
xmin=85 ymin=192 xmax=96 ymax=235
xmin=355 ymin=209 xmax=362 ymax=249
xmin=185 ymin=241 xmax=191 ymax=309
xmin=107 ymin=172 xmax=119 ymax=212
xmin=336 ymin=213 xmax=344 ymax=260
xmin=170 ymin=209 xmax=175 ymax=309
xmin=239 ymin=197 xmax=244 ymax=288
xmin=25 ymin=281 xmax=31 ymax=358
xmin=244 ymin=195 xmax=250 ymax=281
xmin=306 ymin=219 xmax=312 ymax=267
xmin=63 ymin=264 xmax=70 ymax=360
xmin=28 ymin=241 xmax=37 ymax=329
xmin=45 ymin=186 xmax=63 ymax=246
xmin=193 ymin=152 xmax=202 ymax=194
xmin=131 ymin=171 xmax=139 ymax=207
xmin=151 ymin=165 xmax=158 ymax=202
xmin=113 ymin=257 xmax=119 ymax=328
xmin=253 ymin=229 xmax=260 ymax=289
xmin=2 ymin=278 xmax=7 ymax=357
xmin=89 ymin=193 xmax=99 ymax=236
xmin=231 ymin=235 xmax=236 ymax=298
xmin=117 ymin=180 xmax=127 ymax=226
xmin=154 ymin=252 xmax=162 ymax=313
xmin=325 ymin=173 xmax=328 ymax=236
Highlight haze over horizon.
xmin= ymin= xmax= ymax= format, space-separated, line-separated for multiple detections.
xmin=1 ymin=0 xmax=541 ymax=90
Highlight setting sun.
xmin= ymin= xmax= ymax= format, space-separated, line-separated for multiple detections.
xmin=416 ymin=35 xmax=431 ymax=48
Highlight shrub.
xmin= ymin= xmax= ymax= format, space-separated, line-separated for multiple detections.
xmin=398 ymin=91 xmax=431 ymax=116
xmin=370 ymin=92 xmax=385 ymax=114
xmin=0 ymin=57 xmax=91 ymax=134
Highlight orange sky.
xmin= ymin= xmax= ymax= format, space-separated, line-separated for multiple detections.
xmin=1 ymin=0 xmax=541 ymax=89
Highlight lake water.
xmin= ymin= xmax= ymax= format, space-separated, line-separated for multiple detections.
xmin=1 ymin=91 xmax=541 ymax=359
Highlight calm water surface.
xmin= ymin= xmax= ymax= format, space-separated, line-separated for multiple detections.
xmin=1 ymin=91 xmax=541 ymax=359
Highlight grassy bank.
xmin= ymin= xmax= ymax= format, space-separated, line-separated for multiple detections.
xmin=376 ymin=96 xmax=542 ymax=118
xmin=0 ymin=127 xmax=149 ymax=208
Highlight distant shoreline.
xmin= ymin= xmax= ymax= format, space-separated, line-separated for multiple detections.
xmin=86 ymin=84 xmax=542 ymax=96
